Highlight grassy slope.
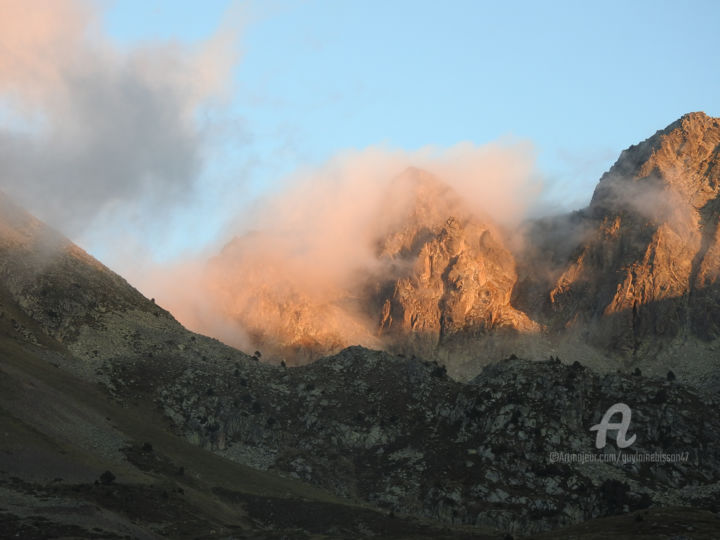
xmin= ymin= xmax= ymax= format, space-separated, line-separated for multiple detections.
xmin=525 ymin=506 xmax=720 ymax=539
xmin=0 ymin=290 xmax=500 ymax=539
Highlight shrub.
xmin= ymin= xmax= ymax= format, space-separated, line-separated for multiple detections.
xmin=99 ymin=471 xmax=116 ymax=485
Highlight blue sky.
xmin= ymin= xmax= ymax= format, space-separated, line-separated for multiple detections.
xmin=3 ymin=0 xmax=717 ymax=266
xmin=103 ymin=0 xmax=720 ymax=210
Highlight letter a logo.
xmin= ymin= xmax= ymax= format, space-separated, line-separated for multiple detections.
xmin=590 ymin=403 xmax=636 ymax=449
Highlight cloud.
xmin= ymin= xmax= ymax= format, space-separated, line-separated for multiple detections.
xmin=0 ymin=1 xmax=548 ymax=360
xmin=0 ymin=0 xmax=240 ymax=239
xmin=240 ymin=142 xmax=541 ymax=279
xmin=140 ymin=142 xmax=543 ymax=359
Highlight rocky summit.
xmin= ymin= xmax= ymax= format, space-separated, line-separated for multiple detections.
xmin=208 ymin=113 xmax=720 ymax=387
xmin=1 ymin=113 xmax=720 ymax=538
xmin=524 ymin=112 xmax=720 ymax=366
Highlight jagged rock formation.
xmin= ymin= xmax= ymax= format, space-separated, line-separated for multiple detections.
xmin=0 ymin=289 xmax=482 ymax=538
xmin=112 ymin=346 xmax=720 ymax=535
xmin=518 ymin=113 xmax=720 ymax=375
xmin=372 ymin=170 xmax=539 ymax=359
xmin=208 ymin=113 xmax=720 ymax=382
xmin=205 ymin=230 xmax=381 ymax=364
xmin=209 ymin=168 xmax=540 ymax=366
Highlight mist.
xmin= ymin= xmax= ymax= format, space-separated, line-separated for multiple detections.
xmin=134 ymin=143 xmax=546 ymax=358
xmin=0 ymin=1 xmax=572 ymax=359
xmin=0 ymin=0 xmax=240 ymax=248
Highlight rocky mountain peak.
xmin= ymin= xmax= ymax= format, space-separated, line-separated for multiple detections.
xmin=376 ymin=167 xmax=468 ymax=258
xmin=591 ymin=111 xmax=720 ymax=213
xmin=203 ymin=113 xmax=720 ymax=374
xmin=371 ymin=171 xmax=539 ymax=364
xmin=534 ymin=112 xmax=720 ymax=370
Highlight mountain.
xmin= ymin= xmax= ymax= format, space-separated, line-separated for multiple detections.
xmin=0 ymin=191 xmax=502 ymax=539
xmin=558 ymin=112 xmax=720 ymax=347
xmin=371 ymin=169 xmax=539 ymax=357
xmin=2 ymin=113 xmax=720 ymax=539
xmin=208 ymin=167 xmax=541 ymax=368
xmin=208 ymin=112 xmax=720 ymax=387
xmin=518 ymin=112 xmax=720 ymax=386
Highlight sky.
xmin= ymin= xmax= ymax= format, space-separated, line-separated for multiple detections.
xmin=1 ymin=0 xmax=719 ymax=269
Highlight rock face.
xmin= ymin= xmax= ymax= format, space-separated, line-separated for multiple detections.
xmin=372 ymin=170 xmax=539 ymax=359
xmin=205 ymin=230 xmax=381 ymax=364
xmin=533 ymin=112 xmax=720 ymax=357
xmin=111 ymin=346 xmax=720 ymax=535
xmin=209 ymin=113 xmax=720 ymax=379
xmin=209 ymin=168 xmax=539 ymax=366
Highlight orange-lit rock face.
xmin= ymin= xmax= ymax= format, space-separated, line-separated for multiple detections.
xmin=204 ymin=234 xmax=382 ymax=363
xmin=205 ymin=113 xmax=720 ymax=367
xmin=205 ymin=168 xmax=538 ymax=364
xmin=376 ymin=215 xmax=538 ymax=348
xmin=545 ymin=112 xmax=720 ymax=351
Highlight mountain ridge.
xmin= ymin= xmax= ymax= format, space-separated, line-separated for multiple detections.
xmin=202 ymin=112 xmax=720 ymax=385
xmin=2 ymin=113 xmax=720 ymax=537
